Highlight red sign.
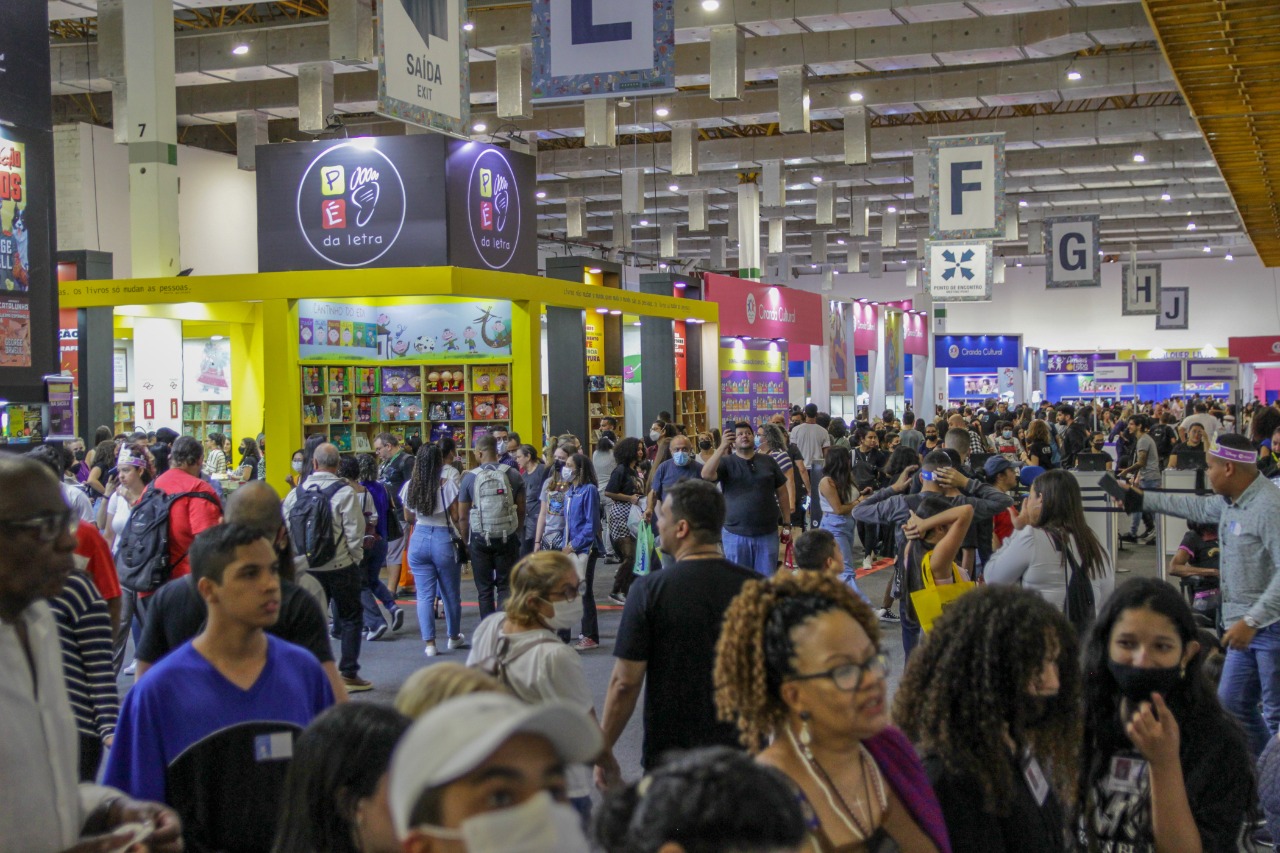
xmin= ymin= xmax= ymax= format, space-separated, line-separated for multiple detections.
xmin=852 ymin=301 xmax=878 ymax=352
xmin=903 ymin=310 xmax=929 ymax=357
xmin=1229 ymin=335 xmax=1280 ymax=364
xmin=673 ymin=321 xmax=688 ymax=391
xmin=58 ymin=308 xmax=78 ymax=389
xmin=703 ymin=274 xmax=823 ymax=347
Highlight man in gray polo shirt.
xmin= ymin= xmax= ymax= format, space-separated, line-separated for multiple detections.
xmin=789 ymin=403 xmax=831 ymax=527
xmin=1121 ymin=433 xmax=1280 ymax=756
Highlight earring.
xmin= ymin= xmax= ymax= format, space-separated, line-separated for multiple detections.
xmin=798 ymin=711 xmax=813 ymax=755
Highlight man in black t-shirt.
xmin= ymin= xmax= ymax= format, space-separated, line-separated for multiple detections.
xmin=1056 ymin=405 xmax=1090 ymax=470
xmin=596 ymin=480 xmax=757 ymax=783
xmin=701 ymin=422 xmax=790 ymax=576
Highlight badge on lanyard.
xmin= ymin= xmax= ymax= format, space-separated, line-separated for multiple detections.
xmin=1104 ymin=755 xmax=1147 ymax=795
xmin=254 ymin=731 xmax=294 ymax=762
xmin=1023 ymin=754 xmax=1050 ymax=806
xmin=1230 ymin=521 xmax=1243 ymax=536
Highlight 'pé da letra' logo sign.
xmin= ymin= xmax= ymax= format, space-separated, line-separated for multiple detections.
xmin=296 ymin=142 xmax=407 ymax=268
xmin=466 ymin=149 xmax=521 ymax=270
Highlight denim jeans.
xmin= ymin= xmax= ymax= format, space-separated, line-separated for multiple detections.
xmin=571 ymin=550 xmax=599 ymax=642
xmin=820 ymin=514 xmax=870 ymax=603
xmin=359 ymin=538 xmax=397 ymax=631
xmin=409 ymin=525 xmax=462 ymax=642
xmin=1128 ymin=476 xmax=1160 ymax=536
xmin=470 ymin=533 xmax=521 ymax=618
xmin=1219 ymin=622 xmax=1280 ymax=756
xmin=312 ymin=565 xmax=364 ymax=677
xmin=722 ymin=530 xmax=780 ymax=577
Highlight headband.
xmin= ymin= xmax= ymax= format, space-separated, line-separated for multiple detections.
xmin=1209 ymin=441 xmax=1256 ymax=465
xmin=117 ymin=445 xmax=149 ymax=470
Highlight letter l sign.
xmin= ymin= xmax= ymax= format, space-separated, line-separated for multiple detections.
xmin=570 ymin=0 xmax=632 ymax=44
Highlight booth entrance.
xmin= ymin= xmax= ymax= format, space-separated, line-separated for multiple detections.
xmin=59 ymin=266 xmax=719 ymax=489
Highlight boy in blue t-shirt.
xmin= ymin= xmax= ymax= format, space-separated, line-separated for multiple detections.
xmin=104 ymin=523 xmax=334 ymax=853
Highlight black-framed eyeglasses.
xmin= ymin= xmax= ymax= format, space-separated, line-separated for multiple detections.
xmin=0 ymin=508 xmax=78 ymax=544
xmin=786 ymin=652 xmax=889 ymax=692
xmin=548 ymin=581 xmax=588 ymax=602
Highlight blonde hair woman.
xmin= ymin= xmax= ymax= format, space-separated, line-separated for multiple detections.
xmin=393 ymin=663 xmax=503 ymax=719
xmin=466 ymin=551 xmax=617 ymax=822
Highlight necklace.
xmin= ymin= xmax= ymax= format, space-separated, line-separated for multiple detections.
xmin=786 ymin=724 xmax=887 ymax=841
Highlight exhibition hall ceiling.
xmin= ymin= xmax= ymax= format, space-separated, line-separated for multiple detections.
xmin=45 ymin=0 xmax=1268 ymax=268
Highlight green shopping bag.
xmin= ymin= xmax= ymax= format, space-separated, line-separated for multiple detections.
xmin=634 ymin=522 xmax=658 ymax=577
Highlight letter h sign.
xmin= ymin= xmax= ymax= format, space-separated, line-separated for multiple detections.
xmin=928 ymin=133 xmax=1005 ymax=240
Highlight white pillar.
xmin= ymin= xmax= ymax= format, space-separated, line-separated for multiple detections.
xmin=737 ymin=182 xmax=761 ymax=279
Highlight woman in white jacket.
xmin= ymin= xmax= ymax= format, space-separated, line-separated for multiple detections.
xmin=985 ymin=468 xmax=1114 ymax=621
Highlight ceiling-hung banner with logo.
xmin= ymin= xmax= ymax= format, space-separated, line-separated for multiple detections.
xmin=934 ymin=334 xmax=1022 ymax=369
xmin=445 ymin=142 xmax=537 ymax=274
xmin=377 ymin=0 xmax=470 ymax=136
xmin=1121 ymin=262 xmax=1161 ymax=316
xmin=829 ymin=301 xmax=851 ymax=394
xmin=883 ymin=310 xmax=905 ymax=396
xmin=903 ymin=311 xmax=929 ymax=357
xmin=851 ymin=301 xmax=878 ymax=352
xmin=1156 ymin=286 xmax=1189 ymax=331
xmin=925 ymin=240 xmax=993 ymax=302
xmin=1044 ymin=215 xmax=1101 ymax=288
xmin=531 ymin=0 xmax=676 ymax=101
xmin=702 ymin=273 xmax=823 ymax=346
xmin=928 ymin=133 xmax=1005 ymax=240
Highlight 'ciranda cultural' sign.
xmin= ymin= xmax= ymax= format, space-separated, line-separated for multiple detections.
xmin=704 ymin=273 xmax=822 ymax=347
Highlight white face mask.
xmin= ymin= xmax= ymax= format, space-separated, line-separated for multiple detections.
xmin=561 ymin=468 xmax=574 ymax=481
xmin=415 ymin=791 xmax=589 ymax=853
xmin=547 ymin=597 xmax=583 ymax=631
xmin=291 ymin=460 xmax=304 ymax=473
xmin=649 ymin=430 xmax=661 ymax=442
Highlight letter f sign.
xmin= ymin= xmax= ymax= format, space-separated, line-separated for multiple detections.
xmin=949 ymin=161 xmax=982 ymax=215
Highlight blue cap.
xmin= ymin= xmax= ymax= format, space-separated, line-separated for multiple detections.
xmin=1019 ymin=465 xmax=1046 ymax=487
xmin=984 ymin=456 xmax=1016 ymax=479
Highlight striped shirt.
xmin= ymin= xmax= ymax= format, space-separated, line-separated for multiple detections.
xmin=47 ymin=571 xmax=119 ymax=742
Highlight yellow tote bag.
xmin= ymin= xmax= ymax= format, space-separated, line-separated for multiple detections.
xmin=910 ymin=551 xmax=975 ymax=633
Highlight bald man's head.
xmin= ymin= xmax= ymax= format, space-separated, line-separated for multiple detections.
xmin=225 ymin=480 xmax=292 ymax=580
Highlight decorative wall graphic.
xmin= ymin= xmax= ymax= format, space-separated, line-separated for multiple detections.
xmin=1044 ymin=215 xmax=1101 ymax=288
xmin=719 ymin=340 xmax=788 ymax=431
xmin=298 ymin=298 xmax=513 ymax=361
xmin=183 ymin=339 xmax=232 ymax=401
xmin=883 ymin=310 xmax=904 ymax=396
xmin=531 ymin=0 xmax=676 ymax=101
xmin=1121 ymin=263 xmax=1161 ymax=315
xmin=928 ymin=133 xmax=1005 ymax=240
xmin=377 ymin=0 xmax=469 ymax=136
xmin=828 ymin=302 xmax=850 ymax=394
xmin=925 ymin=240 xmax=993 ymax=302
xmin=1156 ymin=286 xmax=1189 ymax=330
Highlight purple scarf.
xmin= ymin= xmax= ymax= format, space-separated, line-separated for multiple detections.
xmin=864 ymin=725 xmax=953 ymax=853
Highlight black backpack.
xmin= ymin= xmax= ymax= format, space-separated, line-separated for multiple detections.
xmin=117 ymin=487 xmax=222 ymax=593
xmin=287 ymin=481 xmax=347 ymax=568
xmin=1059 ymin=541 xmax=1097 ymax=635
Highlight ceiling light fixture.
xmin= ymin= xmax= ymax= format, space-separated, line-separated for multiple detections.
xmin=595 ymin=307 xmax=609 ymax=314
xmin=1132 ymin=152 xmax=1146 ymax=163
xmin=1160 ymin=192 xmax=1171 ymax=202
xmin=848 ymin=91 xmax=864 ymax=102
xmin=701 ymin=0 xmax=720 ymax=9
xmin=535 ymin=190 xmax=546 ymax=199
xmin=1225 ymin=253 xmax=1234 ymax=261
xmin=1203 ymin=246 xmax=1212 ymax=253
xmin=472 ymin=122 xmax=487 ymax=133
xmin=836 ymin=238 xmax=846 ymax=245
xmin=655 ymin=107 xmax=670 ymax=118
xmin=1018 ymin=200 xmax=1028 ymax=207
xmin=232 ymin=44 xmax=250 ymax=56
xmin=587 ymin=267 xmax=603 ymax=274
xmin=658 ymin=262 xmax=669 ymax=269
xmin=668 ymin=183 xmax=679 ymax=192
xmin=639 ymin=218 xmax=650 ymax=226
xmin=462 ymin=20 xmax=475 ymax=31
xmin=1066 ymin=67 xmax=1082 ymax=82
xmin=609 ymin=309 xmax=623 ymax=315
xmin=886 ymin=205 xmax=897 ymax=213
xmin=1187 ymin=222 xmax=1197 ymax=231
xmin=812 ymin=175 xmax=824 ymax=183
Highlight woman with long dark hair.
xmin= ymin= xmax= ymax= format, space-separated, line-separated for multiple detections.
xmin=403 ymin=444 xmax=464 ymax=657
xmin=985 ymin=468 xmax=1113 ymax=626
xmin=894 ymin=585 xmax=1080 ymax=853
xmin=1021 ymin=419 xmax=1056 ymax=470
xmin=817 ymin=445 xmax=869 ymax=600
xmin=560 ymin=452 xmax=601 ymax=650
xmin=602 ymin=437 xmax=644 ymax=605
xmin=273 ymin=703 xmax=409 ymax=853
xmin=1078 ymin=577 xmax=1258 ymax=853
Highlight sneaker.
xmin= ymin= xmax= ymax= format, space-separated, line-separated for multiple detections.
xmin=390 ymin=607 xmax=405 ymax=632
xmin=608 ymin=592 xmax=626 ymax=605
xmin=123 ymin=660 xmax=137 ymax=676
xmin=448 ymin=634 xmax=470 ymax=650
xmin=1138 ymin=529 xmax=1157 ymax=545
xmin=573 ymin=636 xmax=600 ymax=651
xmin=425 ymin=641 xmax=439 ymax=657
xmin=1119 ymin=533 xmax=1138 ymax=544
xmin=367 ymin=623 xmax=389 ymax=642
xmin=341 ymin=676 xmax=373 ymax=693
xmin=861 ymin=555 xmax=873 ymax=570
xmin=876 ymin=607 xmax=901 ymax=624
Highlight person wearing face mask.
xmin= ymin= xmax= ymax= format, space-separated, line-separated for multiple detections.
xmin=287 ymin=448 xmax=306 ymax=489
xmin=694 ymin=431 xmax=718 ymax=466
xmin=644 ymin=434 xmax=705 ymax=569
xmin=714 ymin=572 xmax=951 ymax=853
xmin=990 ymin=421 xmax=1023 ymax=463
xmin=559 ymin=453 xmax=602 ymax=650
xmin=1078 ymin=577 xmax=1258 ymax=853
xmin=894 ymin=585 xmax=1080 ymax=853
xmin=389 ymin=692 xmax=601 ymax=853
xmin=603 ymin=437 xmax=646 ymax=605
xmin=467 ymin=552 xmax=619 ymax=823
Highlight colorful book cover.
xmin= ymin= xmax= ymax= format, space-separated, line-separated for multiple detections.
xmin=325 ymin=320 xmax=342 ymax=348
xmin=382 ymin=366 xmax=417 ymax=393
xmin=472 ymin=394 xmax=496 ymax=420
xmin=299 ymin=318 xmax=315 ymax=347
xmin=340 ymin=321 xmax=355 ymax=347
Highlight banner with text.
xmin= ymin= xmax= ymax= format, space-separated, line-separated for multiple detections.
xmin=928 ymin=133 xmax=1005 ymax=239
xmin=1045 ymin=215 xmax=1101 ymax=288
xmin=703 ymin=274 xmax=823 ymax=345
xmin=720 ymin=340 xmax=789 ymax=431
xmin=926 ymin=240 xmax=993 ymax=302
xmin=852 ymin=300 xmax=879 ymax=352
xmin=934 ymin=334 xmax=1021 ymax=369
xmin=903 ymin=310 xmax=929 ymax=357
xmin=377 ymin=0 xmax=470 ymax=136
xmin=532 ymin=0 xmax=675 ymax=101
xmin=1045 ymin=352 xmax=1117 ymax=374
xmin=1122 ymin=262 xmax=1161 ymax=315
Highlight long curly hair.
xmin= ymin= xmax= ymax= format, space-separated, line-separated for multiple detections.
xmin=714 ymin=572 xmax=880 ymax=753
xmin=893 ymin=585 xmax=1081 ymax=813
xmin=406 ymin=444 xmax=444 ymax=516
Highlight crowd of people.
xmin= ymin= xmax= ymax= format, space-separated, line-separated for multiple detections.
xmin=4 ymin=393 xmax=1280 ymax=852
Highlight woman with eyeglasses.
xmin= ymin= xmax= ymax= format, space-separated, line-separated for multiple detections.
xmin=714 ymin=571 xmax=951 ymax=853
xmin=466 ymin=551 xmax=618 ymax=825
xmin=893 ymin=585 xmax=1079 ymax=853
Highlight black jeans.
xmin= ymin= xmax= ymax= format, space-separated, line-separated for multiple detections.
xmin=79 ymin=732 xmax=103 ymax=783
xmin=314 ymin=566 xmax=364 ymax=677
xmin=471 ymin=533 xmax=520 ymax=618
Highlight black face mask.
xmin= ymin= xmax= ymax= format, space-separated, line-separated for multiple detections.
xmin=698 ymin=440 xmax=712 ymax=451
xmin=553 ymin=459 xmax=565 ymax=471
xmin=1107 ymin=659 xmax=1183 ymax=705
xmin=74 ymin=449 xmax=86 ymax=461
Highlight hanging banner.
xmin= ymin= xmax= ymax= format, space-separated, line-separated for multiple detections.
xmin=852 ymin=301 xmax=879 ymax=352
xmin=934 ymin=334 xmax=1022 ymax=369
xmin=1156 ymin=287 xmax=1190 ymax=330
xmin=532 ymin=0 xmax=676 ymax=101
xmin=1093 ymin=361 xmax=1134 ymax=383
xmin=584 ymin=310 xmax=605 ymax=376
xmin=928 ymin=133 xmax=1005 ymax=240
xmin=1045 ymin=352 xmax=1117 ymax=374
xmin=1122 ymin=263 xmax=1161 ymax=315
xmin=1045 ymin=215 xmax=1101 ymax=288
xmin=925 ymin=240 xmax=993 ymax=302
xmin=829 ymin=302 xmax=850 ymax=394
xmin=702 ymin=274 xmax=823 ymax=345
xmin=883 ymin=310 xmax=905 ymax=396
xmin=298 ymin=298 xmax=513 ymax=361
xmin=903 ymin=311 xmax=929 ymax=357
xmin=377 ymin=0 xmax=470 ymax=137
xmin=1185 ymin=359 xmax=1237 ymax=381
xmin=1228 ymin=335 xmax=1280 ymax=363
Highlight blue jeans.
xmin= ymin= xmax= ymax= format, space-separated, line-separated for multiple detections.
xmin=408 ymin=525 xmax=462 ymax=643
xmin=1219 ymin=622 xmax=1280 ymax=756
xmin=359 ymin=538 xmax=397 ymax=631
xmin=1129 ymin=476 xmax=1160 ymax=536
xmin=820 ymin=514 xmax=869 ymax=603
xmin=723 ymin=530 xmax=780 ymax=577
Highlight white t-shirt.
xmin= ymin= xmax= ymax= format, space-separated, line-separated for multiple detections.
xmin=400 ymin=466 xmax=460 ymax=528
xmin=61 ymin=482 xmax=94 ymax=524
xmin=985 ymin=526 xmax=1114 ymax=614
xmin=790 ymin=422 xmax=831 ymax=466
xmin=466 ymin=613 xmax=596 ymax=798
xmin=106 ymin=491 xmax=134 ymax=554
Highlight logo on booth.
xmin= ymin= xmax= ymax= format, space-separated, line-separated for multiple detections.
xmin=466 ymin=149 xmax=521 ymax=270
xmin=295 ymin=142 xmax=407 ymax=268
xmin=1272 ymin=342 xmax=1280 ymax=355
xmin=745 ymin=293 xmax=757 ymax=325
xmin=948 ymin=344 xmax=960 ymax=359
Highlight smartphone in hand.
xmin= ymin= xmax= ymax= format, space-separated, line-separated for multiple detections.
xmin=1097 ymin=473 xmax=1128 ymax=503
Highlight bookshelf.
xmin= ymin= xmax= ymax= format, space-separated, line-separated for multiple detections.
xmin=674 ymin=389 xmax=708 ymax=435
xmin=302 ymin=362 xmax=512 ymax=465
xmin=588 ymin=375 xmax=624 ymax=442
xmin=113 ymin=402 xmax=135 ymax=436
xmin=182 ymin=402 xmax=232 ymax=441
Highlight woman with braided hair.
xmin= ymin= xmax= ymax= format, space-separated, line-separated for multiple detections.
xmin=892 ymin=585 xmax=1080 ymax=853
xmin=713 ymin=572 xmax=951 ymax=853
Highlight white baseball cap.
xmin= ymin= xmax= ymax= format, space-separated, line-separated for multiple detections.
xmin=389 ymin=692 xmax=602 ymax=837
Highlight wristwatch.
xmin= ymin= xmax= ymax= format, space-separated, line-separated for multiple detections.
xmin=1244 ymin=615 xmax=1261 ymax=630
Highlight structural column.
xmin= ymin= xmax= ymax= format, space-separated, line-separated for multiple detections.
xmin=737 ymin=180 xmax=761 ymax=280
xmin=262 ymin=299 xmax=302 ymax=493
xmin=638 ymin=275 xmax=678 ymax=432
xmin=510 ymin=298 xmax=543 ymax=446
xmin=123 ymin=0 xmax=180 ymax=277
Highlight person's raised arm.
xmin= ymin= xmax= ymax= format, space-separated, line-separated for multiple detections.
xmin=903 ymin=504 xmax=973 ymax=580
xmin=702 ymin=432 xmax=733 ymax=481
